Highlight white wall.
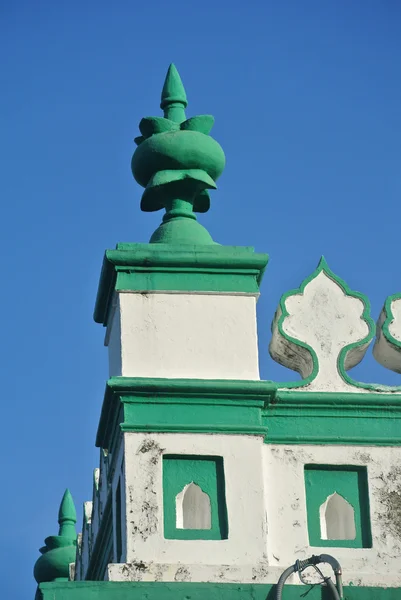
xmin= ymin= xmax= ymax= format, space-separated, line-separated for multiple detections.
xmin=106 ymin=435 xmax=401 ymax=588
xmin=106 ymin=292 xmax=260 ymax=380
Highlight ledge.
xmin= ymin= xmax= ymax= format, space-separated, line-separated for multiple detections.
xmin=96 ymin=377 xmax=276 ymax=449
xmin=93 ymin=243 xmax=269 ymax=326
xmin=38 ymin=581 xmax=401 ymax=599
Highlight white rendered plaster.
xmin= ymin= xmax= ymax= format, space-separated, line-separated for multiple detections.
xmin=373 ymin=297 xmax=401 ymax=373
xmin=263 ymin=444 xmax=401 ymax=587
xmin=270 ymin=271 xmax=372 ymax=392
xmin=106 ymin=292 xmax=260 ymax=380
xmin=117 ymin=432 xmax=268 ymax=575
xmin=106 ymin=439 xmax=401 ymax=587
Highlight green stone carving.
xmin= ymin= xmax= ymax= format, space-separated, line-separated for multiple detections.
xmin=34 ymin=489 xmax=77 ymax=585
xmin=131 ymin=64 xmax=226 ymax=244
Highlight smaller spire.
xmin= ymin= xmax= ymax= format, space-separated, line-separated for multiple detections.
xmin=160 ymin=63 xmax=188 ymax=123
xmin=34 ymin=489 xmax=77 ymax=585
xmin=58 ymin=489 xmax=77 ymax=538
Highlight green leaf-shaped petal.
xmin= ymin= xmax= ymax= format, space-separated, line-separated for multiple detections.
xmin=139 ymin=117 xmax=179 ymax=138
xmin=134 ymin=136 xmax=145 ymax=146
xmin=180 ymin=115 xmax=214 ymax=134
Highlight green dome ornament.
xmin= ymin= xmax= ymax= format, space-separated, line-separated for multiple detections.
xmin=34 ymin=489 xmax=77 ymax=586
xmin=131 ymin=64 xmax=226 ymax=244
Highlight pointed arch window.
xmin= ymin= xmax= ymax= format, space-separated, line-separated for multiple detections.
xmin=176 ymin=482 xmax=212 ymax=529
xmin=320 ymin=492 xmax=356 ymax=540
xmin=163 ymin=455 xmax=228 ymax=540
xmin=304 ymin=465 xmax=371 ymax=548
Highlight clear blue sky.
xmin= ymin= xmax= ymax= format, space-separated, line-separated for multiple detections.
xmin=1 ymin=1 xmax=400 ymax=596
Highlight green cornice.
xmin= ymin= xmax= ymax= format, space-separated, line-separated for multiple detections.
xmin=264 ymin=390 xmax=401 ymax=445
xmin=39 ymin=581 xmax=401 ymax=599
xmin=93 ymin=243 xmax=268 ymax=326
xmin=96 ymin=377 xmax=276 ymax=450
xmin=95 ymin=378 xmax=401 ymax=450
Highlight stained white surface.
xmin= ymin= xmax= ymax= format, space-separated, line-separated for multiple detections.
xmin=107 ymin=292 xmax=260 ymax=380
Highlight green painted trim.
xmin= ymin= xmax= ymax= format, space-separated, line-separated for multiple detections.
xmin=304 ymin=465 xmax=372 ymax=548
xmin=163 ymin=455 xmax=228 ymax=540
xmin=85 ymin=496 xmax=112 ymax=581
xmin=263 ymin=390 xmax=401 ymax=445
xmin=93 ymin=244 xmax=268 ymax=325
xmin=273 ymin=257 xmax=378 ymax=391
xmin=95 ymin=378 xmax=401 ymax=449
xmin=96 ymin=377 xmax=275 ymax=449
xmin=380 ymin=292 xmax=401 ymax=352
xmin=39 ymin=581 xmax=401 ymax=599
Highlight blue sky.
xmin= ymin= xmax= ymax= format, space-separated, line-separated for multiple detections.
xmin=1 ymin=1 xmax=400 ymax=596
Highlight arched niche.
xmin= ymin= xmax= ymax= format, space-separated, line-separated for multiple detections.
xmin=176 ymin=482 xmax=212 ymax=530
xmin=320 ymin=492 xmax=356 ymax=540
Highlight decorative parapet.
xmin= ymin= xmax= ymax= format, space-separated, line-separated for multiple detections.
xmin=269 ymin=258 xmax=401 ymax=392
xmin=373 ymin=293 xmax=401 ymax=373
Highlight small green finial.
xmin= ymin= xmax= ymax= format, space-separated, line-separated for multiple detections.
xmin=131 ymin=64 xmax=226 ymax=244
xmin=160 ymin=63 xmax=188 ymax=123
xmin=34 ymin=489 xmax=77 ymax=586
xmin=58 ymin=489 xmax=77 ymax=538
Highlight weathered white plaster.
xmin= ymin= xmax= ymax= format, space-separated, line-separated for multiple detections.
xmin=106 ymin=292 xmax=260 ymax=380
xmin=117 ymin=432 xmax=268 ymax=574
xmin=374 ymin=295 xmax=401 ymax=373
xmin=105 ymin=439 xmax=401 ymax=587
xmin=263 ymin=444 xmax=401 ymax=587
xmin=270 ymin=271 xmax=372 ymax=392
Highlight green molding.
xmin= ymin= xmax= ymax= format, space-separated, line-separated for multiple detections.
xmin=96 ymin=377 xmax=276 ymax=449
xmin=381 ymin=293 xmax=401 ymax=350
xmin=95 ymin=378 xmax=401 ymax=449
xmin=264 ymin=391 xmax=401 ymax=445
xmin=304 ymin=465 xmax=372 ymax=548
xmin=272 ymin=257 xmax=378 ymax=390
xmin=374 ymin=293 xmax=401 ymax=374
xmin=39 ymin=581 xmax=401 ymax=599
xmin=93 ymin=243 xmax=268 ymax=326
xmin=163 ymin=455 xmax=228 ymax=540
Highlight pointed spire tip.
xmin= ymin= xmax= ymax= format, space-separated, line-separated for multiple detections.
xmin=161 ymin=63 xmax=188 ymax=118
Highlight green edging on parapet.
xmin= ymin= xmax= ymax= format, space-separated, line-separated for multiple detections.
xmin=264 ymin=391 xmax=401 ymax=445
xmin=380 ymin=293 xmax=401 ymax=352
xmin=96 ymin=377 xmax=276 ymax=450
xmin=93 ymin=244 xmax=268 ymax=326
xmin=39 ymin=580 xmax=401 ymax=599
xmin=273 ymin=257 xmax=376 ymax=391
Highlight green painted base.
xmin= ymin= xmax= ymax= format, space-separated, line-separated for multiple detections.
xmin=149 ymin=216 xmax=216 ymax=245
xmin=39 ymin=581 xmax=401 ymax=600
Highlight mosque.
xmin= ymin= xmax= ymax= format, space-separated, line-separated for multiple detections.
xmin=34 ymin=64 xmax=401 ymax=600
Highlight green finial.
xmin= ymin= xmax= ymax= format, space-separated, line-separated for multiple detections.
xmin=131 ymin=64 xmax=226 ymax=244
xmin=58 ymin=489 xmax=77 ymax=538
xmin=34 ymin=489 xmax=77 ymax=585
xmin=160 ymin=63 xmax=188 ymax=123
